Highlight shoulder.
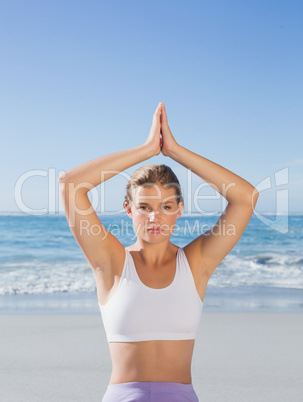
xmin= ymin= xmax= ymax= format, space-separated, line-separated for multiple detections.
xmin=182 ymin=242 xmax=207 ymax=280
xmin=94 ymin=245 xmax=126 ymax=305
xmin=182 ymin=242 xmax=199 ymax=264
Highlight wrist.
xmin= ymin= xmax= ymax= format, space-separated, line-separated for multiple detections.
xmin=141 ymin=142 xmax=159 ymax=159
xmin=166 ymin=143 xmax=182 ymax=159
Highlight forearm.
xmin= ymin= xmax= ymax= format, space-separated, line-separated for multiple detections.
xmin=169 ymin=145 xmax=258 ymax=205
xmin=58 ymin=144 xmax=153 ymax=193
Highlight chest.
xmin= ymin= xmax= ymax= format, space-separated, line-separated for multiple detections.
xmin=131 ymin=255 xmax=177 ymax=289
xmin=130 ymin=250 xmax=206 ymax=303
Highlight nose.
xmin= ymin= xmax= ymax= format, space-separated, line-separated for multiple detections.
xmin=148 ymin=211 xmax=158 ymax=221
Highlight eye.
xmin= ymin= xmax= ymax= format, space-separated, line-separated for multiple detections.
xmin=163 ymin=206 xmax=171 ymax=210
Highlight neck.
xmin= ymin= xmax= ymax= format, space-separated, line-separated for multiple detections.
xmin=131 ymin=240 xmax=177 ymax=266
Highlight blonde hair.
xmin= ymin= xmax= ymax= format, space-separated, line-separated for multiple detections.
xmin=124 ymin=164 xmax=184 ymax=208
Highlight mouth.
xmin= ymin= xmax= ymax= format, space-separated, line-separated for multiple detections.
xmin=147 ymin=227 xmax=161 ymax=233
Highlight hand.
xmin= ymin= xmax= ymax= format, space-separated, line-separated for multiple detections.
xmin=160 ymin=103 xmax=179 ymax=157
xmin=144 ymin=102 xmax=162 ymax=156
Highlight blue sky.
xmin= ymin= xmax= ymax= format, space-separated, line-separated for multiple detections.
xmin=1 ymin=0 xmax=302 ymax=215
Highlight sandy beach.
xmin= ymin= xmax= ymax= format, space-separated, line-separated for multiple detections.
xmin=1 ymin=313 xmax=302 ymax=402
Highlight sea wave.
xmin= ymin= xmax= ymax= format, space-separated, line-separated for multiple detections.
xmin=0 ymin=251 xmax=302 ymax=295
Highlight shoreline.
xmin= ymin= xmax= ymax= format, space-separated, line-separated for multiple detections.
xmin=1 ymin=313 xmax=302 ymax=401
xmin=1 ymin=286 xmax=303 ymax=314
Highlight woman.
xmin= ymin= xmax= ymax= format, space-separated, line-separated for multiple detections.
xmin=59 ymin=102 xmax=259 ymax=401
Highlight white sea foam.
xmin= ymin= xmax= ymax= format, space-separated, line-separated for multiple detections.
xmin=0 ymin=261 xmax=95 ymax=296
xmin=0 ymin=252 xmax=302 ymax=295
xmin=209 ymin=253 xmax=303 ymax=289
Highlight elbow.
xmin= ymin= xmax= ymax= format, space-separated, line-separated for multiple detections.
xmin=58 ymin=171 xmax=74 ymax=185
xmin=238 ymin=186 xmax=259 ymax=209
xmin=58 ymin=172 xmax=67 ymax=183
xmin=251 ymin=187 xmax=259 ymax=209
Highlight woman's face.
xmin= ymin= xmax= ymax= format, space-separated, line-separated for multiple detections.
xmin=125 ymin=182 xmax=183 ymax=242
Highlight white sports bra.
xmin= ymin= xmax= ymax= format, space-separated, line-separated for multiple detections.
xmin=98 ymin=247 xmax=203 ymax=342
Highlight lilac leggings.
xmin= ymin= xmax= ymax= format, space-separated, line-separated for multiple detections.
xmin=102 ymin=381 xmax=199 ymax=402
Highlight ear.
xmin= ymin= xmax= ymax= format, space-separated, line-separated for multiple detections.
xmin=124 ymin=201 xmax=133 ymax=218
xmin=176 ymin=202 xmax=184 ymax=219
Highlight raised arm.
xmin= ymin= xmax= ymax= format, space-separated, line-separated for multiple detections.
xmin=59 ymin=104 xmax=162 ymax=192
xmin=58 ymin=103 xmax=162 ymax=273
xmin=160 ymin=103 xmax=259 ymax=279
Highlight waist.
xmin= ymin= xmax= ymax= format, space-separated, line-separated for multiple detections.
xmin=106 ymin=381 xmax=195 ymax=391
xmin=108 ymin=339 xmax=194 ymax=385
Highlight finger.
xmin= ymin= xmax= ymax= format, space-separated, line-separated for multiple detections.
xmin=161 ymin=103 xmax=168 ymax=123
xmin=153 ymin=103 xmax=161 ymax=121
xmin=155 ymin=102 xmax=161 ymax=113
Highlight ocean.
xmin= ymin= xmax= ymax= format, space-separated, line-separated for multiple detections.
xmin=0 ymin=213 xmax=302 ymax=313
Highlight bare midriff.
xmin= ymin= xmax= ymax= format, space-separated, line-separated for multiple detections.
xmin=108 ymin=339 xmax=195 ymax=384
